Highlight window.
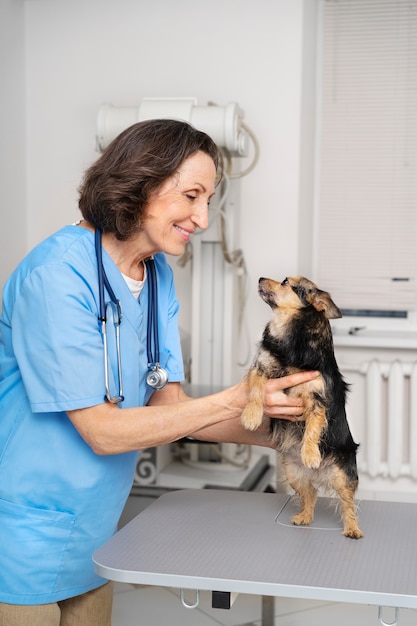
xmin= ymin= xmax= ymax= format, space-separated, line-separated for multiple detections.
xmin=314 ymin=0 xmax=417 ymax=330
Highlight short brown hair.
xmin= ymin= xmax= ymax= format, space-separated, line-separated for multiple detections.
xmin=78 ymin=119 xmax=221 ymax=241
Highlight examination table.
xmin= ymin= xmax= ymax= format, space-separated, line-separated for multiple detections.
xmin=93 ymin=489 xmax=417 ymax=625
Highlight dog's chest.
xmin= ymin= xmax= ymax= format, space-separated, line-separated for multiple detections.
xmin=271 ymin=421 xmax=304 ymax=452
xmin=256 ymin=345 xmax=288 ymax=377
xmin=261 ymin=312 xmax=334 ymax=373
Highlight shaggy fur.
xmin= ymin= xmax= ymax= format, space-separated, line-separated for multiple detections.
xmin=241 ymin=276 xmax=363 ymax=539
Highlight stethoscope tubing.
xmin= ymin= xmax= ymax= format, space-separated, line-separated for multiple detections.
xmin=146 ymin=256 xmax=160 ymax=367
xmin=94 ymin=228 xmax=168 ymax=403
xmin=95 ymin=228 xmax=124 ymax=403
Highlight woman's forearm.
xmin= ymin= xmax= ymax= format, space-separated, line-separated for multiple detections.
xmin=67 ymin=370 xmax=318 ymax=455
xmin=66 ymin=384 xmax=246 ymax=455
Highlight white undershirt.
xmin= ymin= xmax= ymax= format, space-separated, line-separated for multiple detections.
xmin=71 ymin=221 xmax=147 ymax=300
xmin=121 ymin=263 xmax=146 ymax=300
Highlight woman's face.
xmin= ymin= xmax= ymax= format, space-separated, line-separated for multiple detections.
xmin=139 ymin=150 xmax=217 ymax=257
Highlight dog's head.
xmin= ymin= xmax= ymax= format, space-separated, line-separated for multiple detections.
xmin=258 ymin=276 xmax=342 ymax=319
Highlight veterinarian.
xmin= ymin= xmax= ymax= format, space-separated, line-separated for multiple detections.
xmin=0 ymin=119 xmax=318 ymax=625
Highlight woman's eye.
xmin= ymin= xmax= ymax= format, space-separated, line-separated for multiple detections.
xmin=282 ymin=278 xmax=289 ymax=286
xmin=186 ymin=194 xmax=197 ymax=201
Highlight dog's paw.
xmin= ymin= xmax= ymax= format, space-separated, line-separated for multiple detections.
xmin=301 ymin=443 xmax=322 ymax=469
xmin=291 ymin=511 xmax=313 ymax=526
xmin=240 ymin=407 xmax=263 ymax=431
xmin=343 ymin=526 xmax=364 ymax=539
xmin=241 ymin=416 xmax=263 ymax=431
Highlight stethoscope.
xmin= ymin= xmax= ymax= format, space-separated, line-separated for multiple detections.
xmin=94 ymin=228 xmax=168 ymax=404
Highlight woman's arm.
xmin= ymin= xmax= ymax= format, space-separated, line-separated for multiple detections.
xmin=66 ymin=371 xmax=318 ymax=455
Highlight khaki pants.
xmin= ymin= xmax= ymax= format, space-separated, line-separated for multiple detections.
xmin=0 ymin=581 xmax=113 ymax=626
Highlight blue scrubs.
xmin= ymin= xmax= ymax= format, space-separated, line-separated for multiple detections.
xmin=0 ymin=225 xmax=184 ymax=604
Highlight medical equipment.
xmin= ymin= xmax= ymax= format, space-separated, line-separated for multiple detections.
xmin=94 ymin=228 xmax=168 ymax=403
xmin=96 ymin=99 xmax=249 ymax=157
xmin=145 ymin=258 xmax=169 ymax=390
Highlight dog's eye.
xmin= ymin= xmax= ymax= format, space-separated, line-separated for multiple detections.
xmin=282 ymin=278 xmax=289 ymax=286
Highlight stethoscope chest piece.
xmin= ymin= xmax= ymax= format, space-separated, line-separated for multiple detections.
xmin=144 ymin=255 xmax=168 ymax=390
xmin=146 ymin=364 xmax=169 ymax=390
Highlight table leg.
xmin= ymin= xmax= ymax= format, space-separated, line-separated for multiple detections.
xmin=261 ymin=596 xmax=275 ymax=626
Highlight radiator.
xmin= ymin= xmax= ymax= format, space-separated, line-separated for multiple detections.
xmin=361 ymin=360 xmax=417 ymax=480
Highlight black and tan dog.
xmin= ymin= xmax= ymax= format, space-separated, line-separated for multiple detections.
xmin=241 ymin=276 xmax=363 ymax=539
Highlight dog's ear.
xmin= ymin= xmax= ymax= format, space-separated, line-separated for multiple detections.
xmin=308 ymin=289 xmax=342 ymax=319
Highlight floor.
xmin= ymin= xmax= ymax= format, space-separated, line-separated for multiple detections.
xmin=111 ymin=492 xmax=417 ymax=626
xmin=112 ymin=583 xmax=417 ymax=626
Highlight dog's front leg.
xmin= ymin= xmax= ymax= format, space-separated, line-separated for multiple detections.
xmin=241 ymin=369 xmax=266 ymax=431
xmin=301 ymin=399 xmax=327 ymax=469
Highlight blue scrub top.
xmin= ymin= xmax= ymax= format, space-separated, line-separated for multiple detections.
xmin=0 ymin=225 xmax=184 ymax=604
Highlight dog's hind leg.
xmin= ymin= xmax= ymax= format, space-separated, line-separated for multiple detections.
xmin=330 ymin=467 xmax=364 ymax=539
xmin=241 ymin=369 xmax=266 ymax=431
xmin=283 ymin=457 xmax=318 ymax=527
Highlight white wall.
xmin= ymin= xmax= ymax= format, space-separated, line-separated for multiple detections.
xmin=9 ymin=0 xmax=313 ymax=348
xmin=0 ymin=0 xmax=27 ymax=287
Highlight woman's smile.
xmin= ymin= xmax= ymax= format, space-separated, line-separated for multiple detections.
xmin=173 ymin=224 xmax=194 ymax=241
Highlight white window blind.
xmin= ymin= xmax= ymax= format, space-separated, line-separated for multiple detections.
xmin=316 ymin=0 xmax=417 ymax=313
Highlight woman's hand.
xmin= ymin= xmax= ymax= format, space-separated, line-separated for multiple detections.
xmin=262 ymin=370 xmax=319 ymax=421
xmin=191 ymin=370 xmax=321 ymax=449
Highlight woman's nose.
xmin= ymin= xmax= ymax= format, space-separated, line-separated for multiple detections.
xmin=191 ymin=204 xmax=209 ymax=230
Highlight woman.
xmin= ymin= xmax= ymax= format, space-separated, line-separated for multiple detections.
xmin=0 ymin=119 xmax=317 ymax=625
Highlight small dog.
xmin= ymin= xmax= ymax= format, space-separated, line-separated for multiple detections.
xmin=241 ymin=276 xmax=363 ymax=539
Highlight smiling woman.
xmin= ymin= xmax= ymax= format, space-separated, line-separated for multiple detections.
xmin=78 ymin=118 xmax=221 ymax=242
xmin=79 ymin=151 xmax=217 ymax=279
xmin=0 ymin=118 xmax=318 ymax=625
